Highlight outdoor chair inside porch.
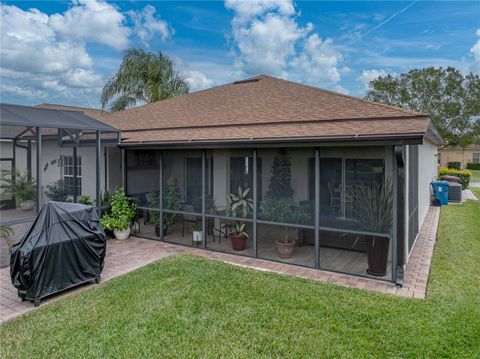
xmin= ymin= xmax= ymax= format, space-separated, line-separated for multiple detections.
xmin=181 ymin=204 xmax=197 ymax=237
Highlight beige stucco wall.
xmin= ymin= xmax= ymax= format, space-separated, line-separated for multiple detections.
xmin=417 ymin=140 xmax=439 ymax=229
xmin=1 ymin=139 xmax=110 ymax=202
xmin=439 ymin=145 xmax=480 ymax=169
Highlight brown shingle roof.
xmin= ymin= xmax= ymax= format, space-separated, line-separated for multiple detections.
xmin=121 ymin=117 xmax=430 ymax=144
xmin=97 ymin=75 xmax=435 ymax=145
xmin=35 ymin=103 xmax=106 ymax=121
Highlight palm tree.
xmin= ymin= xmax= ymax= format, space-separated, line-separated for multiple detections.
xmin=101 ymin=49 xmax=189 ymax=112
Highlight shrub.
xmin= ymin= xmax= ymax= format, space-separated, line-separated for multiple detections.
xmin=0 ymin=168 xmax=36 ymax=203
xmin=447 ymin=162 xmax=461 ymax=170
xmin=78 ymin=195 xmax=94 ymax=205
xmin=438 ymin=167 xmax=471 ymax=189
xmin=45 ymin=179 xmax=69 ymax=201
xmin=466 ymin=162 xmax=480 ymax=170
xmin=100 ymin=188 xmax=136 ymax=231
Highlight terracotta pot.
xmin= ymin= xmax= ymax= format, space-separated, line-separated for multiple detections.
xmin=275 ymin=239 xmax=295 ymax=259
xmin=229 ymin=234 xmax=247 ymax=251
xmin=366 ymin=236 xmax=390 ymax=276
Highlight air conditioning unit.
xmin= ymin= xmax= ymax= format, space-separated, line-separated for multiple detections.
xmin=448 ymin=182 xmax=462 ymax=203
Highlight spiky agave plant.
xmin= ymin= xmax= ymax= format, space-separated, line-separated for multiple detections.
xmin=220 ymin=186 xmax=253 ymax=238
xmin=351 ymin=178 xmax=393 ymax=237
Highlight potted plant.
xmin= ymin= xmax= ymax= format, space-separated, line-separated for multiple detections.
xmin=0 ymin=210 xmax=14 ymax=268
xmin=229 ymin=223 xmax=249 ymax=251
xmin=351 ymin=180 xmax=393 ymax=276
xmin=100 ymin=188 xmax=137 ymax=240
xmin=0 ymin=169 xmax=36 ymax=210
xmin=259 ymin=197 xmax=309 ymax=259
xmin=258 ymin=149 xmax=310 ymax=259
xmin=45 ymin=179 xmax=70 ymax=202
xmin=78 ymin=195 xmax=94 ymax=205
xmin=192 ymin=222 xmax=203 ymax=243
xmin=220 ymin=186 xmax=253 ymax=251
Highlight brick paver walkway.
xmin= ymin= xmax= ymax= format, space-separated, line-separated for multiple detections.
xmin=0 ymin=206 xmax=440 ymax=323
xmin=0 ymin=239 xmax=183 ymax=323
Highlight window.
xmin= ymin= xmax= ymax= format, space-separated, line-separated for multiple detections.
xmin=63 ymin=156 xmax=81 ymax=196
xmin=229 ymin=156 xmax=262 ymax=201
xmin=345 ymin=159 xmax=384 ymax=218
xmin=309 ymin=157 xmax=385 ymax=218
xmin=473 ymin=153 xmax=480 ymax=163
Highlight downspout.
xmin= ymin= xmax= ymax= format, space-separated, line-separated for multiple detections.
xmin=394 ymin=145 xmax=406 ymax=286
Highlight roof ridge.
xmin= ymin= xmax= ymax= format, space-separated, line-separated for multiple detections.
xmin=262 ymin=75 xmax=424 ymax=116
xmin=36 ymin=103 xmax=103 ymax=112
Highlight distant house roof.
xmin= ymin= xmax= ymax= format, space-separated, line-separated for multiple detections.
xmin=102 ymin=75 xmax=442 ymax=146
xmin=35 ymin=103 xmax=106 ymax=121
xmin=0 ymin=103 xmax=119 ymax=139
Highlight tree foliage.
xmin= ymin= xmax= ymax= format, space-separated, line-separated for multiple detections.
xmin=101 ymin=49 xmax=189 ymax=112
xmin=365 ymin=67 xmax=480 ymax=147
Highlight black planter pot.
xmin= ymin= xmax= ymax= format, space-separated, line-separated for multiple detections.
xmin=366 ymin=236 xmax=390 ymax=276
xmin=155 ymin=227 xmax=168 ymax=237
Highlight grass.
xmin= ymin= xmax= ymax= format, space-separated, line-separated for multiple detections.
xmin=470 ymin=169 xmax=480 ymax=182
xmin=1 ymin=191 xmax=479 ymax=358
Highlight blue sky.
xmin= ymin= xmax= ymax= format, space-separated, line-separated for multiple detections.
xmin=1 ymin=0 xmax=479 ymax=108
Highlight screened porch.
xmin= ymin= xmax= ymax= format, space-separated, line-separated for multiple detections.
xmin=125 ymin=146 xmax=397 ymax=281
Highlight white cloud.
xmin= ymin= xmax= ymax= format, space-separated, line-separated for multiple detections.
xmin=470 ymin=29 xmax=480 ymax=73
xmin=0 ymin=84 xmax=47 ymax=99
xmin=225 ymin=0 xmax=342 ymax=85
xmin=49 ymin=0 xmax=131 ymax=50
xmin=333 ymin=85 xmax=349 ymax=95
xmin=0 ymin=4 xmax=97 ymax=89
xmin=0 ymin=1 xmax=174 ymax=105
xmin=290 ymin=34 xmax=342 ymax=83
xmin=425 ymin=43 xmax=441 ymax=51
xmin=184 ymin=70 xmax=213 ymax=92
xmin=357 ymin=69 xmax=394 ymax=90
xmin=232 ymin=13 xmax=309 ymax=75
xmin=225 ymin=0 xmax=295 ymax=21
xmin=129 ymin=5 xmax=172 ymax=46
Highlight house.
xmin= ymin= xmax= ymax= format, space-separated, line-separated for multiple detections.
xmin=1 ymin=75 xmax=443 ymax=284
xmin=102 ymin=75 xmax=443 ymax=284
xmin=439 ymin=144 xmax=480 ymax=169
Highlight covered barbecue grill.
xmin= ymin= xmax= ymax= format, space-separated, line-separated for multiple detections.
xmin=10 ymin=201 xmax=106 ymax=305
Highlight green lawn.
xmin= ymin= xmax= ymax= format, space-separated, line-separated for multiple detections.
xmin=1 ymin=191 xmax=479 ymax=358
xmin=470 ymin=169 xmax=480 ymax=182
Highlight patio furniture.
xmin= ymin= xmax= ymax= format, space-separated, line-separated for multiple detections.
xmin=181 ymin=204 xmax=198 ymax=237
xmin=10 ymin=202 xmax=106 ymax=306
xmin=212 ymin=219 xmax=234 ymax=243
xmin=298 ymin=215 xmax=366 ymax=251
xmin=328 ymin=182 xmax=341 ymax=215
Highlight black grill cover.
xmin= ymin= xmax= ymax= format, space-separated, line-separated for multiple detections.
xmin=10 ymin=201 xmax=106 ymax=301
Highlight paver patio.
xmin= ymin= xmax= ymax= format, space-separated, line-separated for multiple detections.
xmin=0 ymin=206 xmax=440 ymax=323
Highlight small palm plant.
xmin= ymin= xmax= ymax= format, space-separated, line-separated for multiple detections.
xmin=351 ymin=179 xmax=393 ymax=276
xmin=351 ymin=179 xmax=393 ymax=235
xmin=0 ymin=168 xmax=36 ymax=205
xmin=220 ymin=186 xmax=253 ymax=251
xmin=222 ymin=186 xmax=253 ymax=219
